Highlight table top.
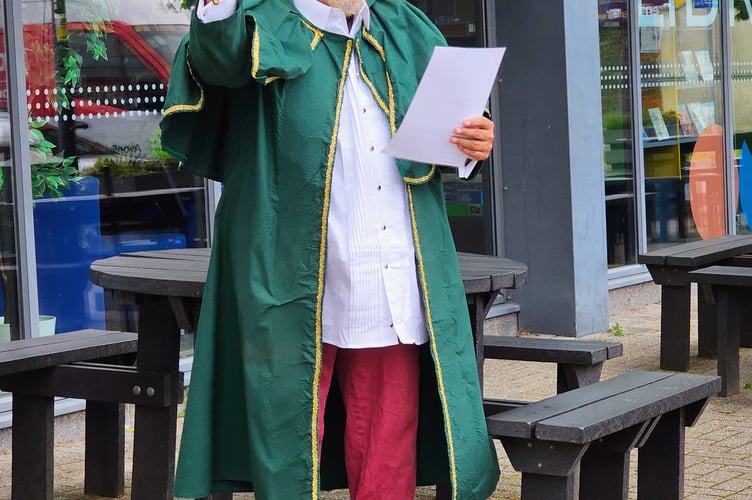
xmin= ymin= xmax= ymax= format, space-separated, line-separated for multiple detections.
xmin=638 ymin=234 xmax=752 ymax=267
xmin=90 ymin=248 xmax=528 ymax=298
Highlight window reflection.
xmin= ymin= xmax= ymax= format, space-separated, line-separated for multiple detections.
xmin=0 ymin=0 xmax=23 ymax=342
xmin=600 ymin=1 xmax=637 ymax=267
xmin=732 ymin=2 xmax=752 ymax=234
xmin=640 ymin=0 xmax=726 ymax=248
xmin=21 ymin=0 xmax=206 ymax=336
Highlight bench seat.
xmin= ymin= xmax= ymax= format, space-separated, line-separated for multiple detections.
xmin=486 ymin=372 xmax=721 ymax=500
xmin=0 ymin=329 xmax=140 ymax=500
xmin=486 ymin=371 xmax=720 ymax=500
xmin=483 ymin=335 xmax=623 ymax=393
xmin=0 ymin=329 xmax=137 ymax=375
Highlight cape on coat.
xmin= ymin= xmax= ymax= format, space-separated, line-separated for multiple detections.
xmin=160 ymin=0 xmax=500 ymax=498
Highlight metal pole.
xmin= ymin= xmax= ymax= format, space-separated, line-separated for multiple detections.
xmin=3 ymin=0 xmax=41 ymax=338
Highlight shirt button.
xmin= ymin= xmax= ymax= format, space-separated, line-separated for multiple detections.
xmin=382 ymin=225 xmax=387 ymax=231
xmin=363 ymin=107 xmax=367 ymax=113
xmin=377 ymin=185 xmax=382 ymax=191
xmin=389 ymin=323 xmax=394 ymax=328
xmin=384 ymin=264 xmax=389 ymax=269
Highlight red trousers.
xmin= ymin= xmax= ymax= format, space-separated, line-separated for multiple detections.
xmin=318 ymin=342 xmax=420 ymax=500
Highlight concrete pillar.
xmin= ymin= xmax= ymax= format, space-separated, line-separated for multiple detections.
xmin=495 ymin=0 xmax=609 ymax=336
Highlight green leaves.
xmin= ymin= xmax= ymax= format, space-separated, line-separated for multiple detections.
xmin=27 ymin=119 xmax=81 ymax=199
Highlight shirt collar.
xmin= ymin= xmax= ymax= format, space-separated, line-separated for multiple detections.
xmin=293 ymin=0 xmax=370 ymax=37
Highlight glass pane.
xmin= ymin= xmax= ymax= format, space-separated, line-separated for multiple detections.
xmin=410 ymin=0 xmax=493 ymax=254
xmin=640 ymin=0 xmax=726 ymax=249
xmin=23 ymin=0 xmax=206 ymax=340
xmin=732 ymin=2 xmax=752 ymax=234
xmin=0 ymin=0 xmax=24 ymax=342
xmin=600 ymin=1 xmax=637 ymax=267
xmin=408 ymin=0 xmax=483 ymax=47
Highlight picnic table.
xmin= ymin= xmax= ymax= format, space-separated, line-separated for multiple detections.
xmin=89 ymin=247 xmax=527 ymax=499
xmin=638 ymin=234 xmax=752 ymax=371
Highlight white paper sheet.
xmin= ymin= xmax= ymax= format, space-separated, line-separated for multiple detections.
xmin=383 ymin=46 xmax=506 ymax=176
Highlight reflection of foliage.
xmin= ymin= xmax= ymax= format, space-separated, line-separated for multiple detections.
xmin=81 ymin=156 xmax=180 ymax=177
xmin=736 ymin=0 xmax=750 ymax=21
xmin=603 ymin=112 xmax=630 ymax=130
xmin=28 ymin=120 xmax=80 ymax=198
xmin=55 ymin=0 xmax=111 ymax=109
xmin=0 ymin=120 xmax=80 ymax=199
xmin=164 ymin=0 xmax=193 ymax=11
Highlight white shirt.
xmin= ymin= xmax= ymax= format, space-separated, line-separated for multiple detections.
xmin=198 ymin=0 xmax=428 ymax=348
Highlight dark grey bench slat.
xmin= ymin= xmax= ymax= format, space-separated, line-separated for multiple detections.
xmin=483 ymin=336 xmax=623 ymax=365
xmin=535 ymin=373 xmax=720 ymax=444
xmin=123 ymin=247 xmax=211 ymax=260
xmin=0 ymin=363 xmax=181 ymax=408
xmin=486 ymin=371 xmax=671 ymax=439
xmin=721 ymin=254 xmax=752 ymax=266
xmin=90 ymin=265 xmax=206 ymax=297
xmin=0 ymin=330 xmax=138 ymax=376
xmin=689 ymin=265 xmax=752 ymax=286
xmin=90 ymin=255 xmax=207 ymax=272
xmin=457 ymin=252 xmax=528 ymax=289
xmin=638 ymin=235 xmax=752 ymax=266
xmin=665 ymin=239 xmax=752 ymax=267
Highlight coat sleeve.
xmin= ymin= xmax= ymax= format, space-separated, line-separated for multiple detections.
xmin=189 ymin=0 xmax=315 ymax=88
xmin=159 ymin=0 xmax=316 ymax=181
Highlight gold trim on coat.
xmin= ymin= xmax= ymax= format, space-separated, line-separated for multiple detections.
xmin=403 ymin=165 xmax=437 ymax=184
xmin=360 ymin=30 xmax=396 ymax=135
xmin=406 ymin=184 xmax=458 ymax=499
xmin=301 ymin=19 xmax=325 ymax=50
xmin=311 ymin=39 xmax=354 ymax=499
xmin=163 ymin=55 xmax=204 ymax=117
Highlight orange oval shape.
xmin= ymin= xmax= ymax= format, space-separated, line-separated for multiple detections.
xmin=688 ymin=124 xmax=736 ymax=239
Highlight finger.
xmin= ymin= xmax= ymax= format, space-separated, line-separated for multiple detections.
xmin=454 ymin=126 xmax=494 ymax=142
xmin=454 ymin=119 xmax=494 ymax=141
xmin=460 ymin=116 xmax=494 ymax=131
xmin=452 ymin=138 xmax=492 ymax=160
xmin=457 ymin=145 xmax=490 ymax=161
xmin=451 ymin=135 xmax=493 ymax=153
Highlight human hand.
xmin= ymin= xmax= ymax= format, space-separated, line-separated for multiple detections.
xmin=450 ymin=116 xmax=495 ymax=162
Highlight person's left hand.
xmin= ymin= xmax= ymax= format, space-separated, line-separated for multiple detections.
xmin=450 ymin=116 xmax=495 ymax=162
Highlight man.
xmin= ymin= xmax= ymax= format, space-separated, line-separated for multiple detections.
xmin=161 ymin=0 xmax=499 ymax=498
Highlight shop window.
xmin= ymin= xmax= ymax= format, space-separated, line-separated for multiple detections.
xmin=600 ymin=1 xmax=638 ymax=267
xmin=639 ymin=0 xmax=727 ymax=248
xmin=0 ymin=7 xmax=23 ymax=342
xmin=732 ymin=1 xmax=752 ymax=234
xmin=19 ymin=0 xmax=207 ymax=344
xmin=410 ymin=0 xmax=495 ymax=254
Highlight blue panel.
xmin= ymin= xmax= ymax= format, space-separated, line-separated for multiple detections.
xmin=33 ymin=176 xmax=105 ymax=333
xmin=739 ymin=141 xmax=752 ymax=229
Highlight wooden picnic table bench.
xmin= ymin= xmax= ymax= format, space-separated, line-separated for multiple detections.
xmin=486 ymin=371 xmax=721 ymax=500
xmin=483 ymin=335 xmax=623 ymax=393
xmin=688 ymin=264 xmax=752 ymax=396
xmin=0 ymin=329 xmax=140 ymax=500
xmin=637 ymin=234 xmax=752 ymax=371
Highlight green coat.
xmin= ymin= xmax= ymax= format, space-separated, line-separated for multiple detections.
xmin=160 ymin=0 xmax=499 ymax=498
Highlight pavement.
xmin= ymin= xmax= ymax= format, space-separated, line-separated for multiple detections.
xmin=1 ymin=284 xmax=751 ymax=499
